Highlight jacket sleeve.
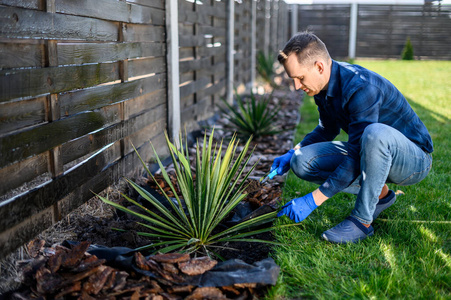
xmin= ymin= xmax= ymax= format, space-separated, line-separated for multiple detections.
xmin=318 ymin=84 xmax=382 ymax=198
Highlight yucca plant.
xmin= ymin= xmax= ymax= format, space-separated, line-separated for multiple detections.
xmin=257 ymin=50 xmax=276 ymax=86
xmin=219 ymin=92 xmax=281 ymax=140
xmin=98 ymin=130 xmax=283 ymax=257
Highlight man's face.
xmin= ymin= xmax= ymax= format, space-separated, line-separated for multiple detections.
xmin=283 ymin=53 xmax=327 ymax=96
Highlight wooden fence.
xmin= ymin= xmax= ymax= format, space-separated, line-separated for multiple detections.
xmin=0 ymin=0 xmax=288 ymax=258
xmin=292 ymin=3 xmax=451 ymax=60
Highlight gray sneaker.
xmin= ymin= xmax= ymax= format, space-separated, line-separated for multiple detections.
xmin=322 ymin=216 xmax=374 ymax=244
xmin=373 ymin=190 xmax=396 ymax=220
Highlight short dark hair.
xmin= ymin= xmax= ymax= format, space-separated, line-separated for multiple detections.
xmin=278 ymin=32 xmax=331 ymax=66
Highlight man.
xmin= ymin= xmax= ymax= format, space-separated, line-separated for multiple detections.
xmin=272 ymin=32 xmax=433 ymax=243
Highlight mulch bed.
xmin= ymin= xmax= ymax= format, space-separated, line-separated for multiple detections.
xmin=3 ymin=85 xmax=303 ymax=299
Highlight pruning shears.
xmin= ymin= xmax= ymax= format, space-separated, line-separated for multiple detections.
xmin=259 ymin=169 xmax=278 ymax=184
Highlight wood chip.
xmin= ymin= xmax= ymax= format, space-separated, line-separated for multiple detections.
xmin=135 ymin=252 xmax=151 ymax=271
xmin=35 ymin=267 xmax=64 ymax=294
xmin=178 ymin=257 xmax=217 ymax=276
xmin=71 ymin=255 xmax=106 ymax=273
xmin=185 ymin=287 xmax=227 ymax=300
xmin=47 ymin=250 xmax=63 ymax=273
xmin=161 ymin=262 xmax=179 ymax=274
xmin=112 ymin=271 xmax=129 ymax=292
xmin=150 ymin=253 xmax=190 ymax=263
xmin=61 ymin=241 xmax=91 ymax=269
xmin=27 ymin=239 xmax=45 ymax=258
xmin=167 ymin=285 xmax=194 ymax=293
xmin=87 ymin=265 xmax=114 ymax=295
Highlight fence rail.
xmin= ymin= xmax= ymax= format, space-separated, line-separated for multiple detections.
xmin=0 ymin=0 xmax=287 ymax=258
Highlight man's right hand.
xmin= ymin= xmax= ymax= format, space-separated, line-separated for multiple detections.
xmin=270 ymin=149 xmax=295 ymax=175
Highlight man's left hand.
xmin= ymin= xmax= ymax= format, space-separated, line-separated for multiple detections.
xmin=277 ymin=193 xmax=318 ymax=223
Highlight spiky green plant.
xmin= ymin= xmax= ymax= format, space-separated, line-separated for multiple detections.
xmin=220 ymin=92 xmax=281 ymax=139
xmin=98 ymin=130 xmax=286 ymax=257
xmin=257 ymin=50 xmax=276 ymax=86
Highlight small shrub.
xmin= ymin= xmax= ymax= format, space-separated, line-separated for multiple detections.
xmin=257 ymin=50 xmax=276 ymax=86
xmin=219 ymin=91 xmax=281 ymax=140
xmin=401 ymin=37 xmax=414 ymax=60
xmin=98 ymin=130 xmax=284 ymax=257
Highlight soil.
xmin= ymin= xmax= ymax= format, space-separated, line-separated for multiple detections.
xmin=0 ymin=79 xmax=303 ymax=297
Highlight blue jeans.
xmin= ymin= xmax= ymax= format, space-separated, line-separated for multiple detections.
xmin=290 ymin=123 xmax=432 ymax=224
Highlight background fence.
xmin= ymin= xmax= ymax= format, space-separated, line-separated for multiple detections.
xmin=292 ymin=3 xmax=451 ymax=60
xmin=0 ymin=0 xmax=288 ymax=258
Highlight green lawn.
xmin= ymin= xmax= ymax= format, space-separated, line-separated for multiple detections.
xmin=267 ymin=60 xmax=451 ymax=299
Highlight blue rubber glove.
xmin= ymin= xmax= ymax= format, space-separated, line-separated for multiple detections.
xmin=277 ymin=193 xmax=318 ymax=223
xmin=270 ymin=149 xmax=295 ymax=175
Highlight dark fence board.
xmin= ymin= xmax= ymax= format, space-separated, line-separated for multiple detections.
xmin=0 ymin=7 xmax=119 ymax=41
xmin=0 ymin=207 xmax=54 ymax=259
xmin=61 ymin=101 xmax=166 ymax=165
xmin=122 ymin=24 xmax=165 ymax=42
xmin=59 ymin=74 xmax=166 ymax=117
xmin=0 ymin=111 xmax=107 ymax=168
xmin=127 ymin=0 xmax=165 ymax=10
xmin=0 ymin=96 xmax=47 ymax=135
xmin=0 ymin=41 xmax=45 ymax=69
xmin=0 ymin=0 xmax=42 ymax=10
xmin=58 ymin=42 xmax=165 ymax=66
xmin=0 ymin=62 xmax=121 ymax=102
xmin=0 ymin=153 xmax=49 ymax=196
xmin=54 ymin=0 xmax=165 ymax=25
xmin=128 ymin=57 xmax=166 ymax=78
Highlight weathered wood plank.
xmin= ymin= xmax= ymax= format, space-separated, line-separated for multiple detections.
xmin=124 ymin=117 xmax=166 ymax=154
xmin=127 ymin=0 xmax=165 ymax=10
xmin=179 ymin=35 xmax=206 ymax=48
xmin=0 ymin=7 xmax=118 ymax=41
xmin=0 ymin=42 xmax=45 ymax=69
xmin=0 ymin=111 xmax=106 ymax=168
xmin=128 ymin=57 xmax=166 ymax=78
xmin=196 ymin=78 xmax=226 ymax=101
xmin=125 ymin=88 xmax=166 ymax=118
xmin=59 ymin=73 xmax=166 ymax=116
xmin=129 ymin=3 xmax=165 ymax=25
xmin=58 ymin=42 xmax=165 ymax=66
xmin=0 ymin=62 xmax=121 ymax=102
xmin=0 ymin=206 xmax=54 ymax=259
xmin=61 ymin=101 xmax=166 ymax=164
xmin=0 ymin=0 xmax=42 ymax=10
xmin=0 ymin=152 xmax=49 ymax=196
xmin=179 ymin=77 xmax=210 ymax=99
xmin=122 ymin=24 xmax=165 ymax=42
xmin=0 ymin=96 xmax=47 ymax=135
xmin=54 ymin=0 xmax=165 ymax=25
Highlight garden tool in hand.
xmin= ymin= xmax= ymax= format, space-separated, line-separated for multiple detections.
xmin=259 ymin=169 xmax=278 ymax=184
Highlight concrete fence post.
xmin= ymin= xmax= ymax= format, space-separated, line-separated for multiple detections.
xmin=226 ymin=0 xmax=235 ymax=104
xmin=291 ymin=4 xmax=298 ymax=37
xmin=250 ymin=0 xmax=257 ymax=91
xmin=165 ymin=0 xmax=180 ymax=142
xmin=348 ymin=2 xmax=358 ymax=59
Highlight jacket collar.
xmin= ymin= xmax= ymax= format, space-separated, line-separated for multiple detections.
xmin=326 ymin=60 xmax=340 ymax=99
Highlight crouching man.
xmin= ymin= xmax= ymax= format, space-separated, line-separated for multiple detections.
xmin=272 ymin=32 xmax=433 ymax=243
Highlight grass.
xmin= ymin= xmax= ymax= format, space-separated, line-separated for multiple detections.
xmin=267 ymin=60 xmax=451 ymax=299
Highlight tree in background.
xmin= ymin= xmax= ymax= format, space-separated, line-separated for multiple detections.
xmin=401 ymin=37 xmax=414 ymax=60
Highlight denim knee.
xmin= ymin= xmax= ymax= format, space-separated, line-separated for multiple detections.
xmin=290 ymin=149 xmax=311 ymax=180
xmin=360 ymin=123 xmax=391 ymax=149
